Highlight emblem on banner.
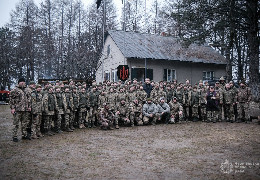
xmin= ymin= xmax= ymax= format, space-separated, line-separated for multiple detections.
xmin=117 ymin=65 xmax=129 ymax=81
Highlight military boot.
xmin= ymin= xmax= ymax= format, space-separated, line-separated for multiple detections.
xmin=31 ymin=134 xmax=39 ymax=139
xmin=13 ymin=137 xmax=18 ymax=142
xmin=88 ymin=121 xmax=92 ymax=128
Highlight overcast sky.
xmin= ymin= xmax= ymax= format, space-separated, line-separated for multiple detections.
xmin=0 ymin=0 xmax=126 ymax=27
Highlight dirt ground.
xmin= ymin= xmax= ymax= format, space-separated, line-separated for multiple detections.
xmin=0 ymin=105 xmax=260 ymax=180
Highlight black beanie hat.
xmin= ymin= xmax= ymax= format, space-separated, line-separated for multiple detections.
xmin=18 ymin=77 xmax=26 ymax=83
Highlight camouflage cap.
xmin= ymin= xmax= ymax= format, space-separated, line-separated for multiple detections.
xmin=146 ymin=97 xmax=152 ymax=101
xmin=29 ymin=81 xmax=35 ymax=85
xmin=35 ymin=84 xmax=41 ymax=89
xmin=219 ymin=76 xmax=225 ymax=81
xmin=64 ymin=85 xmax=69 ymax=89
xmin=77 ymin=82 xmax=82 ymax=86
xmin=55 ymin=85 xmax=60 ymax=89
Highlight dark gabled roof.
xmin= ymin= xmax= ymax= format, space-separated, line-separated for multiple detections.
xmin=107 ymin=30 xmax=227 ymax=65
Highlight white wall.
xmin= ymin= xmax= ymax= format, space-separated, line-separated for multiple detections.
xmin=128 ymin=59 xmax=226 ymax=85
xmin=96 ymin=35 xmax=126 ymax=83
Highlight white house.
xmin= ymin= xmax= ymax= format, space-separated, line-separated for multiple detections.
xmin=95 ymin=30 xmax=227 ymax=84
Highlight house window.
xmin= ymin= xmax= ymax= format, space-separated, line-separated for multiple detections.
xmin=104 ymin=71 xmax=110 ymax=81
xmin=163 ymin=69 xmax=176 ymax=82
xmin=203 ymin=71 xmax=214 ymax=80
xmin=107 ymin=45 xmax=110 ymax=56
xmin=111 ymin=69 xmax=118 ymax=82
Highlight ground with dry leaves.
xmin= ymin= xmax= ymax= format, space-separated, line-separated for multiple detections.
xmin=0 ymin=105 xmax=259 ymax=179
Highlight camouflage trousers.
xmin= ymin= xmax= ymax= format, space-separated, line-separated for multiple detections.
xmin=237 ymin=102 xmax=250 ymax=121
xmin=183 ymin=105 xmax=190 ymax=120
xmin=71 ymin=111 xmax=78 ymax=126
xmin=78 ymin=111 xmax=87 ymax=125
xmin=44 ymin=115 xmax=54 ymax=130
xmin=31 ymin=114 xmax=42 ymax=136
xmin=56 ymin=114 xmax=64 ymax=130
xmin=207 ymin=111 xmax=218 ymax=122
xmin=143 ymin=115 xmax=156 ymax=125
xmin=65 ymin=113 xmax=72 ymax=128
xmin=130 ymin=112 xmax=143 ymax=126
xmin=88 ymin=106 xmax=98 ymax=123
xmin=169 ymin=111 xmax=183 ymax=123
xmin=115 ymin=114 xmax=132 ymax=126
xmin=192 ymin=104 xmax=199 ymax=118
xmin=200 ymin=104 xmax=207 ymax=121
xmin=13 ymin=112 xmax=29 ymax=138
xmin=25 ymin=112 xmax=32 ymax=132
xmin=224 ymin=104 xmax=235 ymax=122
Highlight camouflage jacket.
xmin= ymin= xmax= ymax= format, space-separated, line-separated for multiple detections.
xmin=98 ymin=93 xmax=107 ymax=107
xmin=129 ymin=102 xmax=143 ymax=114
xmin=79 ymin=92 xmax=88 ymax=112
xmin=72 ymin=92 xmax=79 ymax=111
xmin=43 ymin=93 xmax=57 ymax=115
xmin=236 ymin=87 xmax=251 ymax=103
xmin=174 ymin=90 xmax=183 ymax=104
xmin=182 ymin=90 xmax=191 ymax=106
xmin=190 ymin=91 xmax=200 ymax=106
xmin=116 ymin=104 xmax=130 ymax=117
xmin=55 ymin=92 xmax=66 ymax=114
xmin=221 ymin=88 xmax=236 ymax=104
xmin=10 ymin=86 xmax=31 ymax=112
xmin=89 ymin=91 xmax=99 ymax=107
xmin=64 ymin=92 xmax=73 ymax=113
xmin=31 ymin=90 xmax=43 ymax=115
xmin=106 ymin=92 xmax=117 ymax=111
xmin=169 ymin=101 xmax=183 ymax=114
xmin=136 ymin=90 xmax=147 ymax=102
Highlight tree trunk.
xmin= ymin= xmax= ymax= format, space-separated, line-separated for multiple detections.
xmin=247 ymin=0 xmax=259 ymax=100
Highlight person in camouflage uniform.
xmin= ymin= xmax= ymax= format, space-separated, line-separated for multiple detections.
xmin=55 ymin=85 xmax=66 ymax=133
xmin=78 ymin=88 xmax=88 ymax=129
xmin=64 ymin=85 xmax=74 ymax=131
xmin=230 ymin=81 xmax=238 ymax=121
xmin=182 ymin=85 xmax=190 ymax=121
xmin=174 ymin=86 xmax=183 ymax=105
xmin=190 ymin=86 xmax=200 ymax=121
xmin=10 ymin=78 xmax=31 ymax=142
xmin=199 ymin=86 xmax=207 ymax=122
xmin=150 ymin=83 xmax=166 ymax=104
xmin=106 ymin=87 xmax=117 ymax=114
xmin=165 ymin=84 xmax=173 ymax=103
xmin=31 ymin=84 xmax=43 ymax=139
xmin=129 ymin=98 xmax=143 ymax=126
xmin=115 ymin=99 xmax=132 ymax=128
xmin=42 ymin=86 xmax=57 ymax=136
xmin=236 ymin=81 xmax=251 ymax=122
xmin=117 ymin=85 xmax=128 ymax=106
xmin=218 ymin=76 xmax=226 ymax=121
xmin=71 ymin=86 xmax=79 ymax=127
xmin=24 ymin=80 xmax=35 ymax=137
xmin=128 ymin=85 xmax=136 ymax=103
xmin=136 ymin=85 xmax=147 ymax=104
xmin=143 ymin=98 xmax=158 ymax=125
xmin=98 ymin=91 xmax=107 ymax=108
xmin=99 ymin=103 xmax=115 ymax=130
xmin=156 ymin=97 xmax=170 ymax=124
xmin=206 ymin=86 xmax=219 ymax=123
xmin=168 ymin=97 xmax=183 ymax=123
xmin=88 ymin=86 xmax=99 ymax=128
xmin=220 ymin=83 xmax=236 ymax=122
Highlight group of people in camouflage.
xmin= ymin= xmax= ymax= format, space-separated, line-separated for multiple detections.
xmin=10 ymin=76 xmax=252 ymax=142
